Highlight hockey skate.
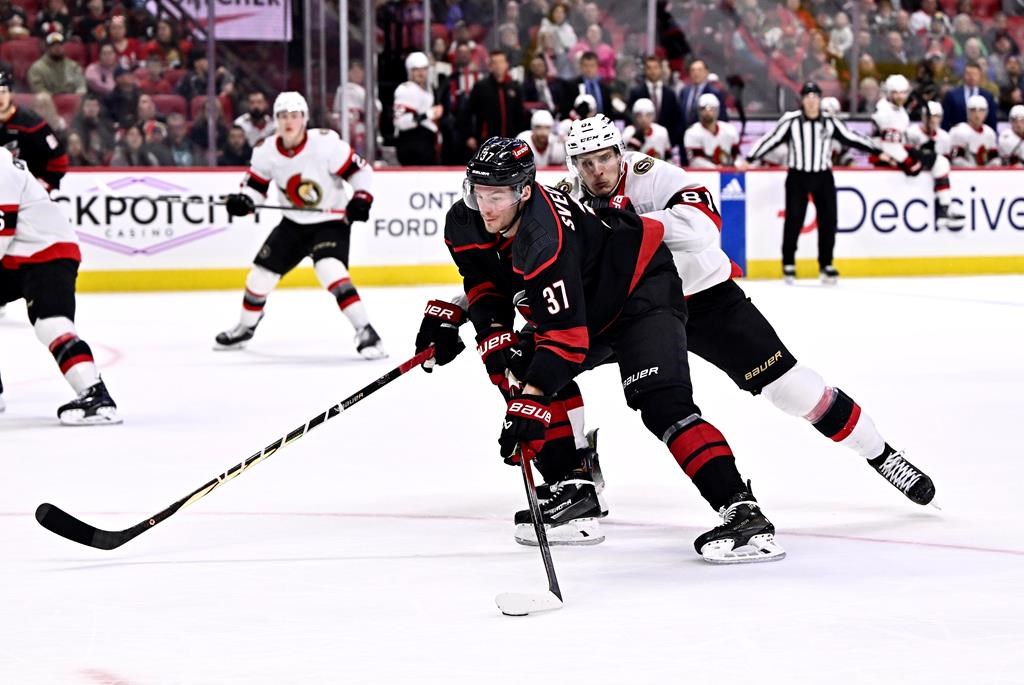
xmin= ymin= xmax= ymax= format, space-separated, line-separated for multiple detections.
xmin=869 ymin=445 xmax=935 ymax=505
xmin=0 ymin=393 xmax=5 ymax=413
xmin=58 ymin=379 xmax=121 ymax=426
xmin=694 ymin=485 xmax=786 ymax=564
xmin=214 ymin=314 xmax=262 ymax=350
xmin=782 ymin=264 xmax=796 ymax=285
xmin=935 ymin=203 xmax=965 ymax=230
xmin=354 ymin=324 xmax=388 ymax=360
xmin=820 ymin=265 xmax=840 ymax=285
xmin=514 ymin=473 xmax=605 ymax=546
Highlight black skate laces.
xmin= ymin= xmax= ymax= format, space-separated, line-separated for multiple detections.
xmin=876 ymin=451 xmax=922 ymax=492
xmin=719 ymin=500 xmax=758 ymax=524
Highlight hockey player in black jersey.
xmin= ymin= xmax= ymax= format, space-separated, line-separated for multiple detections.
xmin=424 ymin=137 xmax=785 ymax=563
xmin=0 ymin=71 xmax=69 ymax=192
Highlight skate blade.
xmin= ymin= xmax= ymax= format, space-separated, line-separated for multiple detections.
xmin=515 ymin=518 xmax=604 ymax=546
xmin=820 ymin=276 xmax=838 ymax=286
xmin=358 ymin=345 xmax=389 ymax=360
xmin=784 ymin=276 xmax=795 ymax=285
xmin=59 ymin=408 xmax=123 ymax=426
xmin=212 ymin=341 xmax=248 ymax=351
xmin=699 ymin=534 xmax=786 ymax=564
xmin=495 ymin=590 xmax=563 ymax=616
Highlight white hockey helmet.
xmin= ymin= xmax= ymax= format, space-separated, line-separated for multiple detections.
xmin=820 ymin=96 xmax=841 ymax=115
xmin=632 ymin=97 xmax=656 ymax=115
xmin=573 ymin=93 xmax=597 ymax=116
xmin=925 ymin=100 xmax=943 ymax=118
xmin=697 ymin=92 xmax=720 ymax=110
xmin=885 ymin=74 xmax=910 ymax=95
xmin=564 ymin=114 xmax=625 ymax=184
xmin=1010 ymin=104 xmax=1024 ymax=120
xmin=273 ymin=91 xmax=309 ymax=119
xmin=967 ymin=94 xmax=988 ymax=111
xmin=531 ymin=109 xmax=554 ymax=128
xmin=405 ymin=51 xmax=430 ymax=73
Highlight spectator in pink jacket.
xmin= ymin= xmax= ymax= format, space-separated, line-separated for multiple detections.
xmin=569 ymin=24 xmax=616 ymax=81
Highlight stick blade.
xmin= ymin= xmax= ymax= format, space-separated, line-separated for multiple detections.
xmin=35 ymin=503 xmax=123 ymax=550
xmin=495 ymin=591 xmax=564 ymax=617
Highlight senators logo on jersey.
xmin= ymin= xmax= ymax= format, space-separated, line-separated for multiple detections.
xmin=282 ymin=174 xmax=324 ymax=208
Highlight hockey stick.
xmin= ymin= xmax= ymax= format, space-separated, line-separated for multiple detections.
xmin=495 ymin=445 xmax=564 ymax=616
xmin=156 ymin=195 xmax=348 ymax=215
xmin=35 ymin=347 xmax=435 ymax=550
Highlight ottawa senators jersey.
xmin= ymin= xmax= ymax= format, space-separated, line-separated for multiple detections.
xmin=622 ymin=122 xmax=673 ymax=161
xmin=444 ymin=184 xmax=675 ymax=394
xmin=393 ymin=81 xmax=439 ymax=134
xmin=950 ymin=123 xmax=1000 ymax=167
xmin=0 ymin=105 xmax=69 ymax=191
xmin=998 ymin=128 xmax=1024 ymax=166
xmin=241 ymin=128 xmax=373 ymax=225
xmin=564 ymin=151 xmax=736 ymax=296
xmin=906 ymin=123 xmax=952 ymax=156
xmin=516 ymin=130 xmax=566 ymax=166
xmin=0 ymin=147 xmax=80 ymax=268
xmin=683 ymin=121 xmax=740 ymax=168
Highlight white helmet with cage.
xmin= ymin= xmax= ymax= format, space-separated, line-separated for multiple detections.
xmin=273 ymin=91 xmax=309 ymax=120
xmin=405 ymin=51 xmax=430 ymax=73
xmin=564 ymin=114 xmax=625 ymax=194
xmin=884 ymin=74 xmax=910 ymax=96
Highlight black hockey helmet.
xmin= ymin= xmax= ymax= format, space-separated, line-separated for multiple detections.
xmin=0 ymin=70 xmax=12 ymax=90
xmin=463 ymin=137 xmax=536 ymax=212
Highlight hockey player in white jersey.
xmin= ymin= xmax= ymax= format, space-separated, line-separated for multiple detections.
xmin=217 ymin=91 xmax=386 ymax=359
xmin=873 ymin=75 xmax=963 ymax=228
xmin=950 ymin=95 xmax=1001 ymax=167
xmin=555 ymin=93 xmax=597 ymax=140
xmin=516 ymin=109 xmax=565 ymax=166
xmin=683 ymin=93 xmax=741 ymax=168
xmin=622 ymin=98 xmax=672 ymax=160
xmin=0 ymin=147 xmax=120 ymax=424
xmin=906 ymin=101 xmax=952 ymax=157
xmin=393 ymin=52 xmax=441 ymax=165
xmin=820 ymin=97 xmax=855 ymax=166
xmin=998 ymin=104 xmax=1024 ymax=166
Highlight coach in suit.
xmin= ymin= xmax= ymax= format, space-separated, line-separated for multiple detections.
xmin=566 ymin=51 xmax=615 ymax=117
xmin=679 ymin=58 xmax=728 ymax=131
xmin=628 ymin=55 xmax=684 ymax=147
xmin=523 ymin=55 xmax=568 ymax=118
xmin=941 ymin=64 xmax=998 ymax=130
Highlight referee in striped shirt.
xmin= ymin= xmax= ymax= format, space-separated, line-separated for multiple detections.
xmin=745 ymin=82 xmax=891 ymax=283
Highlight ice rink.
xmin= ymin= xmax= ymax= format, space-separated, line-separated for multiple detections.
xmin=2 ymin=275 xmax=1022 ymax=684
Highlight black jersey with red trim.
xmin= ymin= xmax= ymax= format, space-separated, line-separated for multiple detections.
xmin=445 ymin=182 xmax=674 ymax=394
xmin=0 ymin=106 xmax=69 ymax=191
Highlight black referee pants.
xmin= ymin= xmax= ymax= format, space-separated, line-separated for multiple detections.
xmin=783 ymin=170 xmax=837 ymax=269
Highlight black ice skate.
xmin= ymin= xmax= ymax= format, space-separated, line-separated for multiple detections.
xmin=214 ymin=314 xmax=262 ymax=350
xmin=869 ymin=445 xmax=935 ymax=505
xmin=514 ymin=472 xmax=605 ymax=546
xmin=694 ymin=485 xmax=786 ymax=564
xmin=783 ymin=264 xmax=796 ymax=285
xmin=536 ymin=428 xmax=606 ymax=500
xmin=354 ymin=324 xmax=388 ymax=360
xmin=820 ymin=265 xmax=840 ymax=285
xmin=58 ymin=379 xmax=121 ymax=426
xmin=936 ymin=203 xmax=965 ymax=230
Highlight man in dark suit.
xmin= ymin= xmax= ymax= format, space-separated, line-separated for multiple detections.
xmin=467 ymin=51 xmax=528 ymax=151
xmin=942 ymin=63 xmax=998 ymax=131
xmin=567 ymin=52 xmax=615 ymax=118
xmin=679 ymin=58 xmax=729 ymax=131
xmin=523 ymin=55 xmax=567 ymax=118
xmin=628 ymin=55 xmax=684 ymax=151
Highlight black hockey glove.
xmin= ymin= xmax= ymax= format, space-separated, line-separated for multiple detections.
xmin=225 ymin=193 xmax=255 ymax=217
xmin=499 ymin=395 xmax=553 ymax=464
xmin=346 ymin=190 xmax=374 ymax=223
xmin=899 ymin=151 xmax=923 ymax=177
xmin=415 ymin=299 xmax=466 ymax=372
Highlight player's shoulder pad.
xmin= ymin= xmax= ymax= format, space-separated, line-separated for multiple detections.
xmin=11 ymin=106 xmax=44 ymax=127
xmin=514 ymin=188 xmax=565 ymax=277
xmin=443 ymin=199 xmax=488 ymax=245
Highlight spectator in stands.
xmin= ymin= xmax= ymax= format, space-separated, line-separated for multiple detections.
xmin=66 ymin=131 xmax=89 ymax=166
xmin=539 ymin=3 xmax=577 ymax=61
xmin=143 ymin=120 xmax=174 ymax=165
xmin=877 ymin=30 xmax=916 ymax=78
xmin=104 ymin=65 xmax=140 ymax=128
xmin=165 ymin=112 xmax=194 ymax=166
xmin=0 ymin=0 xmax=30 ymax=40
xmin=333 ymin=61 xmax=380 ymax=157
xmin=999 ymin=56 xmax=1024 ymax=116
xmin=136 ymin=54 xmax=173 ymax=95
xmin=628 ymin=55 xmax=683 ymax=151
xmin=519 ymin=0 xmax=549 ymax=34
xmin=497 ymin=23 xmax=524 ymax=68
xmin=859 ymin=53 xmax=881 ymax=82
xmin=536 ymin=25 xmax=575 ymax=80
xmin=189 ymin=98 xmax=229 ymax=153
xmin=34 ymin=0 xmax=72 ymax=39
xmin=437 ymin=45 xmax=478 ymax=164
xmin=926 ymin=14 xmax=956 ymax=59
xmin=504 ymin=1 xmax=531 ymax=50
xmin=141 ymin=18 xmax=191 ymax=69
xmin=467 ymin=51 xmax=527 ymax=148
xmin=680 ymin=58 xmax=727 ymax=131
xmin=70 ymin=93 xmax=114 ymax=164
xmin=85 ymin=43 xmax=118 ymax=97
xmin=942 ymin=62 xmax=998 ymax=129
xmin=107 ymin=16 xmax=141 ymax=70
xmin=656 ymin=0 xmax=691 ymax=67
xmin=569 ymin=25 xmax=616 ymax=81
xmin=568 ymin=52 xmax=613 ymax=117
xmin=447 ymin=21 xmax=489 ymax=72
xmin=111 ymin=123 xmax=159 ymax=166
xmin=857 ymin=76 xmax=882 ymax=113
xmin=523 ymin=54 xmax=566 ymax=118
xmin=829 ymin=12 xmax=854 ymax=58
xmin=234 ymin=90 xmax=275 ymax=147
xmin=28 ymin=33 xmax=87 ymax=96
xmin=988 ymin=33 xmax=1017 ymax=89
xmin=909 ymin=0 xmax=936 ymax=36
xmin=954 ymin=37 xmax=988 ymax=78
xmin=75 ymin=0 xmax=108 ymax=44
xmin=136 ymin=93 xmax=163 ymax=127
xmin=176 ymin=47 xmax=234 ymax=102
xmin=218 ymin=125 xmax=252 ymax=166
xmin=430 ymin=37 xmax=452 ymax=90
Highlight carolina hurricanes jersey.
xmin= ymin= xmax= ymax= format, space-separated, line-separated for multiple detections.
xmin=241 ymin=128 xmax=373 ymax=225
xmin=622 ymin=122 xmax=673 ymax=161
xmin=906 ymin=123 xmax=951 ymax=156
xmin=516 ymin=130 xmax=566 ymax=166
xmin=683 ymin=121 xmax=741 ymax=168
xmin=393 ymin=81 xmax=438 ymax=134
xmin=998 ymin=128 xmax=1024 ymax=165
xmin=872 ymin=98 xmax=911 ymax=161
xmin=564 ymin=151 xmax=735 ymax=296
xmin=950 ymin=123 xmax=1000 ymax=166
xmin=0 ymin=147 xmax=80 ymax=268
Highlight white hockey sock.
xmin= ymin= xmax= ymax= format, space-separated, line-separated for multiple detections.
xmin=315 ymin=258 xmax=369 ymax=330
xmin=35 ymin=317 xmax=101 ymax=394
xmin=239 ymin=265 xmax=280 ymax=328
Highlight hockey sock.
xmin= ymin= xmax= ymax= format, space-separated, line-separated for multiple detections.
xmin=559 ymin=381 xmax=588 ymax=449
xmin=240 ymin=265 xmax=279 ymax=328
xmin=240 ymin=288 xmax=267 ymax=328
xmin=664 ymin=414 xmax=745 ymax=511
xmin=315 ymin=258 xmax=369 ymax=330
xmin=805 ymin=387 xmax=885 ymax=459
xmin=35 ymin=317 xmax=100 ymax=394
xmin=533 ymin=397 xmax=583 ymax=482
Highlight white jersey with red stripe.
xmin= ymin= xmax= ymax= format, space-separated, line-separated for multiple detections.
xmin=905 ymin=123 xmax=952 ymax=156
xmin=516 ymin=130 xmax=566 ymax=166
xmin=871 ymin=98 xmax=911 ymax=161
xmin=393 ymin=80 xmax=438 ymax=134
xmin=240 ymin=128 xmax=373 ymax=225
xmin=998 ymin=128 xmax=1024 ymax=166
xmin=0 ymin=146 xmax=80 ymax=268
xmin=683 ymin=121 xmax=741 ymax=168
xmin=566 ymin=151 xmax=735 ymax=296
xmin=622 ymin=123 xmax=673 ymax=161
xmin=950 ymin=122 xmax=1001 ymax=167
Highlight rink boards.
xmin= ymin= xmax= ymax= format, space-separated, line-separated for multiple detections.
xmin=53 ymin=166 xmax=1024 ymax=292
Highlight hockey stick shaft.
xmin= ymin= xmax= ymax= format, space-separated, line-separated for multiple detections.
xmin=35 ymin=347 xmax=435 ymax=550
xmin=519 ymin=449 xmax=562 ymax=600
xmin=153 ymin=196 xmax=347 ymax=215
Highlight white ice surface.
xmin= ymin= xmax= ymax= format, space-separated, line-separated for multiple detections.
xmin=2 ymin=276 xmax=1022 ymax=684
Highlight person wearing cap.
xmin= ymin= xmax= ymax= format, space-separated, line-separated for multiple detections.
xmin=516 ymin=109 xmax=564 ymax=166
xmin=949 ymin=95 xmax=1001 ymax=167
xmin=683 ymin=92 xmax=740 ymax=168
xmin=0 ymin=69 xmax=69 ymax=190
xmin=103 ymin=63 xmax=141 ymax=129
xmin=744 ymin=81 xmax=889 ymax=284
xmin=393 ymin=51 xmax=442 ymax=165
xmin=467 ymin=51 xmax=528 ymax=154
xmin=27 ymin=32 xmax=87 ymax=96
xmin=175 ymin=46 xmax=235 ymax=103
xmin=998 ymin=104 xmax=1024 ymax=166
xmin=941 ymin=63 xmax=998 ymax=131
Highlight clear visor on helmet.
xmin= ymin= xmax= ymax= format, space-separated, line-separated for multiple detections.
xmin=462 ymin=178 xmax=526 ymax=212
